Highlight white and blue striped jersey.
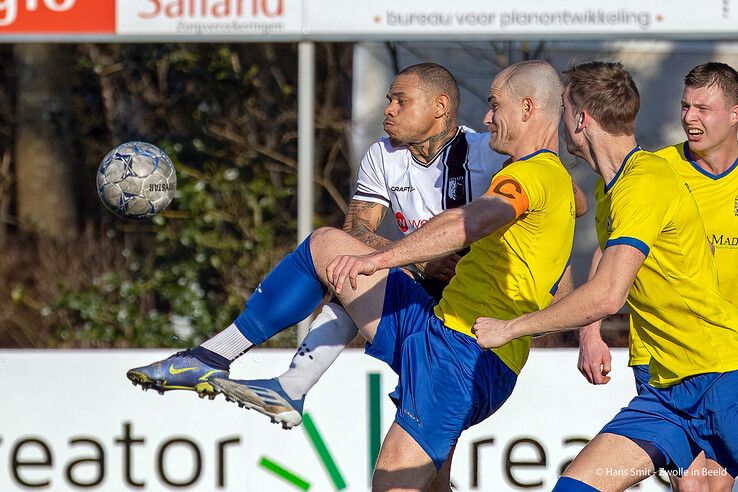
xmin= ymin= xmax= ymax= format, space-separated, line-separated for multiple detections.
xmin=353 ymin=127 xmax=507 ymax=234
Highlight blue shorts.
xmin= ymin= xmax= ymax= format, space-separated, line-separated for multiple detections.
xmin=602 ymin=369 xmax=738 ymax=476
xmin=365 ymin=268 xmax=518 ymax=469
xmin=632 ymin=364 xmax=650 ymax=394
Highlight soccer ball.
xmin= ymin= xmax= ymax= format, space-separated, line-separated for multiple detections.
xmin=97 ymin=141 xmax=177 ymax=219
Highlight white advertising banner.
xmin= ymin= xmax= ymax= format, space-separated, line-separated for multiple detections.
xmin=116 ymin=0 xmax=303 ymax=38
xmin=0 ymin=349 xmax=672 ymax=491
xmin=303 ymin=0 xmax=736 ymax=38
xmin=109 ymin=0 xmax=737 ymax=39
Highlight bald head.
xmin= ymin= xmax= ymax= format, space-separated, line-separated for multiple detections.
xmin=498 ymin=60 xmax=563 ymax=123
xmin=485 ymin=60 xmax=562 ymax=158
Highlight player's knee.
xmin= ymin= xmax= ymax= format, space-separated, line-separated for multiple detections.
xmin=672 ymin=475 xmax=709 ymax=492
xmin=309 ymin=227 xmax=341 ymax=258
xmin=707 ymin=476 xmax=736 ymax=492
xmin=310 ymin=226 xmax=336 ymax=244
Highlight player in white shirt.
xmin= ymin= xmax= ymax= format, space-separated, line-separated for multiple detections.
xmin=206 ymin=68 xmax=584 ymax=427
xmin=127 ymin=65 xmax=586 ymax=488
xmin=353 ymin=125 xmax=507 ymax=298
xmin=356 ymin=126 xmax=506 ymax=235
xmin=235 ymin=90 xmax=512 ymax=432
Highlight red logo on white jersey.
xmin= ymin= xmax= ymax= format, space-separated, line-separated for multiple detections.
xmin=395 ymin=211 xmax=408 ymax=233
xmin=395 ymin=211 xmax=429 ymax=233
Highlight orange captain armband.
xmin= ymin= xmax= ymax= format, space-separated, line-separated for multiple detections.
xmin=485 ymin=175 xmax=529 ymax=218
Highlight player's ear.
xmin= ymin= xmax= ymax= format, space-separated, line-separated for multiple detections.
xmin=577 ymin=110 xmax=588 ymax=131
xmin=729 ymin=103 xmax=738 ymax=127
xmin=521 ymin=97 xmax=534 ymax=122
xmin=435 ymin=94 xmax=451 ymax=118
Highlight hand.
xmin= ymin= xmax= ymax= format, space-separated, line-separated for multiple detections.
xmin=577 ymin=334 xmax=612 ymax=384
xmin=327 ymin=254 xmax=378 ymax=294
xmin=472 ymin=317 xmax=514 ymax=349
xmin=420 ymin=253 xmax=461 ymax=282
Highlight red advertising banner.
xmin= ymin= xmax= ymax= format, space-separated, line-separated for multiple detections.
xmin=0 ymin=0 xmax=114 ymax=33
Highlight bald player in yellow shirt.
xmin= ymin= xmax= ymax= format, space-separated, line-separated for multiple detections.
xmin=326 ymin=60 xmax=575 ymax=491
xmin=578 ymin=62 xmax=738 ymax=492
xmin=175 ymin=60 xmax=576 ymax=491
xmin=474 ymin=61 xmax=738 ymax=492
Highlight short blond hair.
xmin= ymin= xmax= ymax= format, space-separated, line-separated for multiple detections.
xmin=564 ymin=62 xmax=639 ymax=136
xmin=684 ymin=62 xmax=738 ymax=106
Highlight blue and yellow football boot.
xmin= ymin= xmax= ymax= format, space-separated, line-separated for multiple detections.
xmin=210 ymin=377 xmax=305 ymax=429
xmin=126 ymin=350 xmax=228 ymax=399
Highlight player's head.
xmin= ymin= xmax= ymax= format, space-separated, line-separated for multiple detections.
xmin=562 ymin=61 xmax=639 ymax=159
xmin=383 ymin=63 xmax=459 ymax=146
xmin=483 ymin=60 xmax=563 ymax=156
xmin=681 ymin=62 xmax=738 ymax=155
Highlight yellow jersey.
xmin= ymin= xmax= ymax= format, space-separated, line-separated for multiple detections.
xmin=434 ymin=149 xmax=575 ymax=374
xmin=629 ymin=143 xmax=738 ymax=366
xmin=595 ymin=147 xmax=738 ymax=387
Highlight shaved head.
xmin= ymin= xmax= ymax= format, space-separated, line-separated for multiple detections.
xmin=498 ymin=61 xmax=563 ymax=123
xmin=484 ymin=60 xmax=562 ymax=158
xmin=399 ymin=63 xmax=460 ymax=116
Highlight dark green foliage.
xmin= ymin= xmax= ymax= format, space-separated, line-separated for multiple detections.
xmin=0 ymin=43 xmax=353 ymax=348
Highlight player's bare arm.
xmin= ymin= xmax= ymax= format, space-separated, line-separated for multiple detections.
xmin=342 ymin=198 xmax=460 ymax=281
xmin=474 ymin=244 xmax=644 ymax=349
xmin=328 ymin=195 xmax=516 ymax=293
xmin=577 ymin=246 xmax=613 ymax=385
xmin=342 ymin=199 xmax=390 ymax=250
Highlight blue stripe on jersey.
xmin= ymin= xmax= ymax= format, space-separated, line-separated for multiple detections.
xmin=549 ymin=258 xmax=571 ymax=295
xmin=604 ymin=145 xmax=641 ymax=193
xmin=518 ymin=149 xmax=558 ymax=161
xmin=683 ymin=141 xmax=738 ymax=180
xmin=606 ymin=236 xmax=650 ymax=257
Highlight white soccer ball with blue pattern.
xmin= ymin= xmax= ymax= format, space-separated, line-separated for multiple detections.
xmin=97 ymin=141 xmax=177 ymax=219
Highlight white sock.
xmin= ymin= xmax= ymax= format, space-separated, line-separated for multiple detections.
xmin=200 ymin=323 xmax=254 ymax=361
xmin=277 ymin=302 xmax=357 ymax=400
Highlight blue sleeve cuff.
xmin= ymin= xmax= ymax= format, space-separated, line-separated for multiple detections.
xmin=605 ymin=236 xmax=650 ymax=257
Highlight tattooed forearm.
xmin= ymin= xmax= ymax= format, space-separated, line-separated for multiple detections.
xmin=343 ymin=200 xmax=391 ymax=250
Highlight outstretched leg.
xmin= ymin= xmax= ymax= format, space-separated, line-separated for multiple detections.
xmin=210 ymin=302 xmax=357 ymax=428
xmin=211 ymin=227 xmax=392 ymax=423
xmin=127 ymin=228 xmax=380 ymax=399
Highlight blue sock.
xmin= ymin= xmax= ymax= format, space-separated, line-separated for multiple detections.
xmin=234 ymin=235 xmax=326 ymax=345
xmin=552 ymin=477 xmax=600 ymax=492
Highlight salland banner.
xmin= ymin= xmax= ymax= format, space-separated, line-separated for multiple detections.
xmin=0 ymin=0 xmax=114 ymax=33
xmin=303 ymin=0 xmax=737 ymax=38
xmin=116 ymin=0 xmax=303 ymax=37
xmin=0 ymin=349 xmax=673 ymax=491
